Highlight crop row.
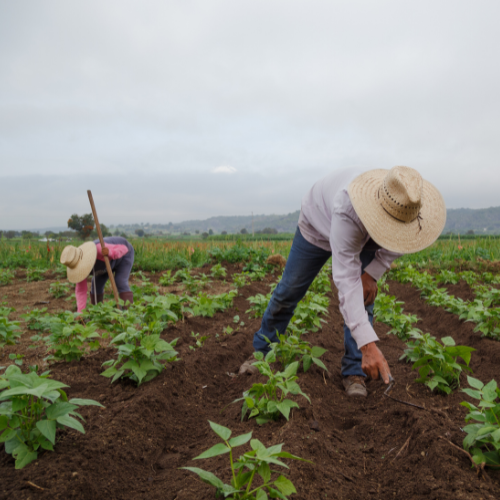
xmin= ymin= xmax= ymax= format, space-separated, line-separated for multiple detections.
xmin=389 ymin=267 xmax=500 ymax=339
xmin=374 ymin=277 xmax=500 ymax=468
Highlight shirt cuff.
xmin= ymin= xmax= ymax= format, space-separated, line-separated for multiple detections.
xmin=351 ymin=321 xmax=379 ymax=349
xmin=363 ymin=259 xmax=387 ymax=282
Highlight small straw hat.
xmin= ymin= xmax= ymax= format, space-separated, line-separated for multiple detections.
xmin=60 ymin=242 xmax=97 ymax=283
xmin=348 ymin=166 xmax=446 ymax=254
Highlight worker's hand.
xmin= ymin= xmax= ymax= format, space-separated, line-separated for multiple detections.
xmin=361 ymin=272 xmax=377 ymax=306
xmin=360 ymin=342 xmax=391 ymax=384
xmin=101 ymin=247 xmax=109 ymax=257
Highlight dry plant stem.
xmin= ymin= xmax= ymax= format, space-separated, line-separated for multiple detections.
xmin=26 ymin=481 xmax=44 ymax=491
xmin=438 ymin=437 xmax=490 ymax=481
xmin=391 ymin=434 xmax=412 ymax=462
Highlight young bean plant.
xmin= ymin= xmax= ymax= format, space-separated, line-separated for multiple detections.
xmin=246 ymin=292 xmax=271 ymax=318
xmin=101 ymin=327 xmax=179 ymax=385
xmin=0 ymin=317 xmax=21 ymax=348
xmin=49 ymin=281 xmax=71 ymax=298
xmin=210 ymin=263 xmax=227 ymax=279
xmin=270 ymin=333 xmax=328 ymax=373
xmin=158 ymin=270 xmax=175 ymax=286
xmin=461 ymin=376 xmax=500 ymax=468
xmin=182 ymin=420 xmax=310 ymax=499
xmin=234 ymin=351 xmax=310 ymax=424
xmin=45 ymin=322 xmax=101 ymax=362
xmin=0 ymin=365 xmax=103 ymax=469
xmin=0 ymin=269 xmax=15 ymax=286
xmin=21 ymin=308 xmax=49 ymax=331
xmin=26 ymin=268 xmax=47 ymax=282
xmin=401 ymin=331 xmax=475 ymax=394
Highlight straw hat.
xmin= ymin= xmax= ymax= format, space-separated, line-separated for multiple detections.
xmin=60 ymin=242 xmax=97 ymax=283
xmin=348 ymin=166 xmax=446 ymax=254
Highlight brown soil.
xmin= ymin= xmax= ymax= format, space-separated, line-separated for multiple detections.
xmin=1 ymin=269 xmax=499 ymax=499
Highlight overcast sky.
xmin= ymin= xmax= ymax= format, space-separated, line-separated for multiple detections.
xmin=1 ymin=1 xmax=499 ymax=230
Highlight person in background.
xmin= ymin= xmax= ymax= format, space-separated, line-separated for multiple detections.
xmin=60 ymin=236 xmax=134 ymax=312
xmin=239 ymin=166 xmax=446 ymax=397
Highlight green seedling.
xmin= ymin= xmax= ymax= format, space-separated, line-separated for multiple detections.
xmin=210 ymin=263 xmax=227 ymax=279
xmin=401 ymin=331 xmax=475 ymax=394
xmin=435 ymin=270 xmax=459 ymax=285
xmin=234 ymin=351 xmax=310 ymax=424
xmin=461 ymin=376 xmax=500 ymax=468
xmin=290 ymin=291 xmax=329 ymax=332
xmin=181 ymin=420 xmax=310 ymax=500
xmin=101 ymin=327 xmax=178 ymax=386
xmin=188 ymin=290 xmax=237 ymax=318
xmin=0 ymin=269 xmax=15 ymax=286
xmin=0 ymin=306 xmax=14 ymax=318
xmin=0 ymin=365 xmax=103 ymax=469
xmin=49 ymin=281 xmax=71 ymax=298
xmin=309 ymin=268 xmax=332 ymax=294
xmin=460 ymin=271 xmax=479 ymax=286
xmin=223 ymin=326 xmax=234 ymax=336
xmin=374 ymin=293 xmax=419 ymax=341
xmin=45 ymin=322 xmax=100 ymax=362
xmin=21 ymin=308 xmax=49 ymax=331
xmin=246 ymin=293 xmax=271 ymax=319
xmin=270 ymin=333 xmax=328 ymax=372
xmin=8 ymin=353 xmax=24 ymax=366
xmin=0 ymin=317 xmax=21 ymax=347
xmin=190 ymin=331 xmax=208 ymax=350
xmin=158 ymin=270 xmax=175 ymax=286
xmin=26 ymin=268 xmax=47 ymax=282
xmin=232 ymin=273 xmax=249 ymax=289
xmin=174 ymin=269 xmax=192 ymax=282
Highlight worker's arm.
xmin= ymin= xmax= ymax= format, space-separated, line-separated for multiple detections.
xmin=96 ymin=243 xmax=129 ymax=261
xmin=329 ymin=209 xmax=392 ymax=383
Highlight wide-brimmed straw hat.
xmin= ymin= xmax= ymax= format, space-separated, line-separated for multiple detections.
xmin=60 ymin=242 xmax=97 ymax=283
xmin=348 ymin=166 xmax=446 ymax=254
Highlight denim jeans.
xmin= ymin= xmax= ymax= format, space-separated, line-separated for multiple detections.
xmin=253 ymin=227 xmax=375 ymax=378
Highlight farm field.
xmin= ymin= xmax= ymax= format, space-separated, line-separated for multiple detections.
xmin=1 ymin=239 xmax=500 ymax=499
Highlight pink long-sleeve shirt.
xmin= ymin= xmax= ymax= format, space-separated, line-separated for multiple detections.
xmin=75 ymin=243 xmax=129 ymax=312
xmin=298 ymin=168 xmax=402 ymax=348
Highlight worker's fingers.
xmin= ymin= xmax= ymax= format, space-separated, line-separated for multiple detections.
xmin=379 ymin=362 xmax=392 ymax=384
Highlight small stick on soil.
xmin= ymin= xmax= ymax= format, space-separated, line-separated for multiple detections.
xmin=391 ymin=434 xmax=412 ymax=462
xmin=438 ymin=436 xmax=490 ymax=481
xmin=26 ymin=481 xmax=44 ymax=491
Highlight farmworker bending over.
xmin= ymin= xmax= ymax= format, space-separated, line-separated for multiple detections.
xmin=60 ymin=236 xmax=135 ymax=312
xmin=239 ymin=166 xmax=446 ymax=397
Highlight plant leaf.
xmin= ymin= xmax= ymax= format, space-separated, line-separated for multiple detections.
xmin=193 ymin=443 xmax=230 ymax=459
xmin=274 ymin=475 xmax=296 ymax=495
xmin=36 ymin=419 xmax=56 ymax=445
xmin=56 ymin=414 xmax=85 ymax=434
xmin=228 ymin=431 xmax=253 ymax=448
xmin=208 ymin=421 xmax=231 ymax=441
xmin=180 ymin=467 xmax=225 ymax=489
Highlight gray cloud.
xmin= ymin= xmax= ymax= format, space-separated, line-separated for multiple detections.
xmin=1 ymin=1 xmax=500 ymax=229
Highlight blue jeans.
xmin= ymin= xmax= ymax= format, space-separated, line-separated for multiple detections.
xmin=253 ymin=227 xmax=375 ymax=378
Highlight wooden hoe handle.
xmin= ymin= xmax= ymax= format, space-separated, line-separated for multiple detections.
xmin=87 ymin=190 xmax=122 ymax=310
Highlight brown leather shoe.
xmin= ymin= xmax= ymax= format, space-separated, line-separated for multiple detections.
xmin=238 ymin=355 xmax=259 ymax=375
xmin=342 ymin=376 xmax=367 ymax=397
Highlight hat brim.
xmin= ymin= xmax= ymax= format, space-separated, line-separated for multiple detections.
xmin=348 ymin=169 xmax=446 ymax=254
xmin=66 ymin=242 xmax=97 ymax=283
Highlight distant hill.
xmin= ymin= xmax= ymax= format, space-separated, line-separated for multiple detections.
xmin=444 ymin=206 xmax=500 ymax=235
xmin=110 ymin=206 xmax=500 ymax=236
xmin=114 ymin=211 xmax=301 ymax=235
